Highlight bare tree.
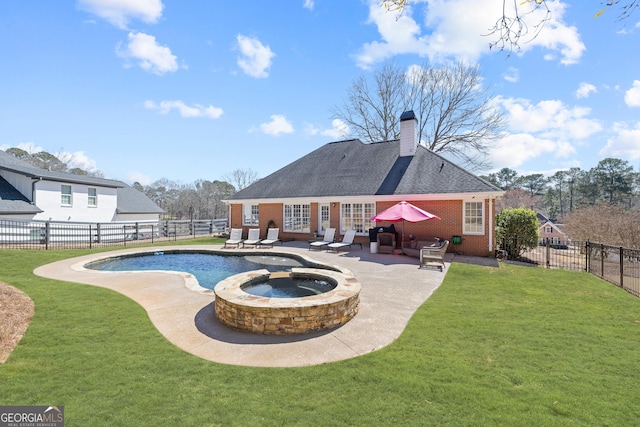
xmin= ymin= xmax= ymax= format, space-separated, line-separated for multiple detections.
xmin=564 ymin=204 xmax=640 ymax=248
xmin=381 ymin=0 xmax=640 ymax=52
xmin=406 ymin=62 xmax=504 ymax=169
xmin=496 ymin=188 xmax=541 ymax=212
xmin=223 ymin=168 xmax=259 ymax=191
xmin=333 ymin=61 xmax=504 ymax=170
xmin=332 ymin=61 xmax=409 ymax=144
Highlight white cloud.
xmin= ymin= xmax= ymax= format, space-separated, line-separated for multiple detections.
xmin=490 ymin=134 xmax=563 ymax=168
xmin=57 ymin=151 xmax=100 ymax=173
xmin=126 ymin=171 xmax=154 ymax=186
xmin=599 ymin=122 xmax=640 ymax=160
xmin=77 ymin=0 xmax=163 ymax=29
xmin=489 ymin=96 xmax=602 ymax=168
xmin=503 ymin=67 xmax=519 ymax=83
xmin=236 ymin=34 xmax=275 ymax=78
xmin=304 ymin=123 xmax=320 ymax=136
xmin=498 ymin=97 xmax=602 ymax=140
xmin=144 ymin=100 xmax=223 ymax=119
xmin=524 ymin=0 xmax=585 ymax=65
xmin=624 ymin=80 xmax=640 ymax=107
xmin=258 ymin=115 xmax=294 ymax=136
xmin=303 ymin=0 xmax=314 ymax=11
xmin=576 ymin=82 xmax=597 ymax=99
xmin=117 ymin=32 xmax=178 ymax=75
xmin=304 ymin=119 xmax=350 ymax=139
xmin=355 ymin=0 xmax=584 ymax=68
xmin=320 ymin=119 xmax=350 ymax=139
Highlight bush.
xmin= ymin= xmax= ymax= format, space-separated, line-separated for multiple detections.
xmin=496 ymin=208 xmax=539 ymax=260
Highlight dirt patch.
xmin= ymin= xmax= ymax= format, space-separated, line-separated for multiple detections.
xmin=0 ymin=282 xmax=34 ymax=363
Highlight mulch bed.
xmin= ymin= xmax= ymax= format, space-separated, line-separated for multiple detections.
xmin=0 ymin=282 xmax=34 ymax=363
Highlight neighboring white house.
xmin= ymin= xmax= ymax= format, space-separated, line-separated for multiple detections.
xmin=0 ymin=150 xmax=162 ymax=223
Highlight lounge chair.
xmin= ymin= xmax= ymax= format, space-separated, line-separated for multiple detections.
xmin=327 ymin=229 xmax=362 ymax=252
xmin=259 ymin=228 xmax=281 ymax=248
xmin=223 ymin=228 xmax=244 ymax=248
xmin=420 ymin=240 xmax=449 ymax=271
xmin=242 ymin=228 xmax=262 ymax=248
xmin=309 ymin=228 xmax=335 ymax=250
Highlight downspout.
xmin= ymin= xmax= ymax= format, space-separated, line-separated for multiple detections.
xmin=31 ymin=177 xmax=42 ymax=204
xmin=488 ymin=195 xmax=494 ymax=253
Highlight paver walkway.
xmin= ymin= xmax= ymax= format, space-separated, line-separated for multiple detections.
xmin=34 ymin=242 xmax=454 ymax=367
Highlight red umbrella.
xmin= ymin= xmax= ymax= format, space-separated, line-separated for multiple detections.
xmin=370 ymin=201 xmax=440 ymax=245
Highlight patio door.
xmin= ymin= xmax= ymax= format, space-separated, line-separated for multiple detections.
xmin=318 ymin=203 xmax=330 ymax=236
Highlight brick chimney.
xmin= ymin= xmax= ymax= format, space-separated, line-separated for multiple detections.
xmin=399 ymin=110 xmax=417 ymax=157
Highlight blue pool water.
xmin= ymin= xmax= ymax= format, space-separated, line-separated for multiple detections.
xmin=85 ymin=251 xmax=322 ymax=290
xmin=242 ymin=276 xmax=337 ymax=298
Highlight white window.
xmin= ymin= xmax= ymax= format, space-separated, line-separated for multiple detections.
xmin=61 ymin=185 xmax=72 ymax=206
xmin=284 ymin=203 xmax=310 ymax=233
xmin=463 ymin=201 xmax=484 ymax=234
xmin=88 ymin=187 xmax=97 ymax=207
xmin=341 ymin=202 xmax=375 ymax=235
xmin=242 ymin=204 xmax=259 ymax=226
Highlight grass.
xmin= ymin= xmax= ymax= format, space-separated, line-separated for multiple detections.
xmin=1 ymin=239 xmax=640 ymax=426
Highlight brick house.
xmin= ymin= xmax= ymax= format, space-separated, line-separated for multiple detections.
xmin=226 ymin=111 xmax=504 ymax=257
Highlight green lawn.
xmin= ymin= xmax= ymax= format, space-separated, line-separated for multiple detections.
xmin=1 ymin=240 xmax=639 ymax=426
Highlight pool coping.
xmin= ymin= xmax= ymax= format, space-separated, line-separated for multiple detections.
xmin=33 ymin=242 xmax=451 ymax=367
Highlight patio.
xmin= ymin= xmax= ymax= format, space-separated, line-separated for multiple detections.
xmin=34 ymin=241 xmax=457 ymax=367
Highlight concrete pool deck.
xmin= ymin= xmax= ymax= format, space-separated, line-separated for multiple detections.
xmin=33 ymin=242 xmax=476 ymax=368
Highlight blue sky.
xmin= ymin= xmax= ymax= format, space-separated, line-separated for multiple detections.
xmin=1 ymin=0 xmax=639 ymax=186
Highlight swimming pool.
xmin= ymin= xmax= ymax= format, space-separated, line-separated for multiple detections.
xmin=84 ymin=250 xmax=337 ymax=290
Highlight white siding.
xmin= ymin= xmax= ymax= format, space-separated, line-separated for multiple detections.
xmin=2 ymin=170 xmax=34 ymax=200
xmin=32 ymin=180 xmax=119 ymax=222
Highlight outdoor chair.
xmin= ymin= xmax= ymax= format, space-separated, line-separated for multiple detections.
xmin=402 ymin=237 xmax=443 ymax=257
xmin=420 ymin=240 xmax=449 ymax=271
xmin=223 ymin=228 xmax=244 ymax=248
xmin=259 ymin=228 xmax=282 ymax=248
xmin=377 ymin=232 xmax=396 ymax=254
xmin=327 ymin=229 xmax=362 ymax=252
xmin=309 ymin=228 xmax=335 ymax=250
xmin=242 ymin=228 xmax=262 ymax=248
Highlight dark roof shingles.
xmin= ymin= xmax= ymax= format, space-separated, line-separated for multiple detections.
xmin=229 ymin=139 xmax=501 ymax=200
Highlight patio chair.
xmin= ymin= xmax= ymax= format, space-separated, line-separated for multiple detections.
xmin=242 ymin=228 xmax=262 ymax=248
xmin=259 ymin=228 xmax=282 ymax=248
xmin=377 ymin=232 xmax=396 ymax=254
xmin=309 ymin=228 xmax=335 ymax=250
xmin=223 ymin=228 xmax=244 ymax=248
xmin=327 ymin=229 xmax=362 ymax=252
xmin=420 ymin=240 xmax=449 ymax=271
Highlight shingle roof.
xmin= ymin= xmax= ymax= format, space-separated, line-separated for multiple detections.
xmin=116 ymin=184 xmax=164 ymax=214
xmin=0 ymin=150 xmax=163 ymax=215
xmin=0 ymin=149 xmax=124 ymax=188
xmin=228 ymin=139 xmax=501 ymax=200
xmin=0 ymin=176 xmax=42 ymax=214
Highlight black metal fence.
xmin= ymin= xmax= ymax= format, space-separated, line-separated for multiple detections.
xmin=0 ymin=218 xmax=228 ymax=250
xmin=517 ymin=239 xmax=640 ymax=298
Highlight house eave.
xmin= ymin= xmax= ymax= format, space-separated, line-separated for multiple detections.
xmin=224 ymin=190 xmax=505 ymax=205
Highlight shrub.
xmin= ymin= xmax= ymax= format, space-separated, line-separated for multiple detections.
xmin=496 ymin=208 xmax=539 ymax=260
